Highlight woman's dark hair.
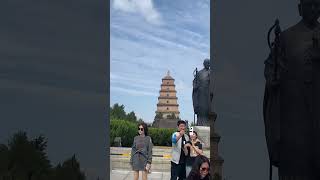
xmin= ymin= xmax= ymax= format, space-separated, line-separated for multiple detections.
xmin=138 ymin=122 xmax=148 ymax=136
xmin=188 ymin=130 xmax=198 ymax=141
xmin=187 ymin=155 xmax=211 ymax=180
xmin=193 ymin=131 xmax=198 ymax=137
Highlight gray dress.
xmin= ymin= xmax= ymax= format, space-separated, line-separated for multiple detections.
xmin=130 ymin=135 xmax=153 ymax=171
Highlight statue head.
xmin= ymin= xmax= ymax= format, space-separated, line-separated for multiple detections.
xmin=298 ymin=0 xmax=320 ymax=26
xmin=203 ymin=59 xmax=210 ymax=70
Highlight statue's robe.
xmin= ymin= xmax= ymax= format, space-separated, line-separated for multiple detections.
xmin=193 ymin=68 xmax=210 ymax=126
xmin=264 ymin=21 xmax=320 ymax=179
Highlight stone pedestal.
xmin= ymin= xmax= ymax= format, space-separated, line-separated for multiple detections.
xmin=209 ymin=112 xmax=224 ymax=180
xmin=153 ymin=118 xmax=179 ymax=129
xmin=213 ymin=155 xmax=224 ymax=179
xmin=193 ymin=126 xmax=210 ymax=149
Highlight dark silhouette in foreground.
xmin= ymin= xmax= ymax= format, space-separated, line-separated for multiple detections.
xmin=187 ymin=155 xmax=212 ymax=180
xmin=263 ymin=0 xmax=320 ymax=179
xmin=0 ymin=131 xmax=86 ymax=180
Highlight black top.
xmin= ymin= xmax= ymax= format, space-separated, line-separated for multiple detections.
xmin=186 ymin=141 xmax=202 ymax=166
xmin=187 ymin=172 xmax=211 ymax=180
xmin=179 ymin=135 xmax=186 ymax=164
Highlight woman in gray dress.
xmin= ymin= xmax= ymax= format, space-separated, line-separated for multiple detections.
xmin=130 ymin=122 xmax=153 ymax=180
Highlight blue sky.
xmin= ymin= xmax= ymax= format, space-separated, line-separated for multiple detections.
xmin=110 ymin=0 xmax=210 ymax=123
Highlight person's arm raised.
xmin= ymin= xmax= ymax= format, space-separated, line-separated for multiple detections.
xmin=191 ymin=141 xmax=203 ymax=155
xmin=172 ymin=130 xmax=185 ymax=144
xmin=183 ymin=143 xmax=190 ymax=156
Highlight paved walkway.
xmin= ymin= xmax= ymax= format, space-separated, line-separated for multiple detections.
xmin=111 ymin=170 xmax=170 ymax=180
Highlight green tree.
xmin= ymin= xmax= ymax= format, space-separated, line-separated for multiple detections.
xmin=190 ymin=121 xmax=196 ymax=127
xmin=30 ymin=135 xmax=52 ymax=180
xmin=126 ymin=111 xmax=137 ymax=122
xmin=5 ymin=131 xmax=52 ymax=180
xmin=137 ymin=118 xmax=146 ymax=125
xmin=110 ymin=103 xmax=126 ymax=120
xmin=52 ymin=155 xmax=85 ymax=180
xmin=155 ymin=112 xmax=163 ymax=119
xmin=166 ymin=113 xmax=177 ymax=119
xmin=0 ymin=131 xmax=88 ymax=180
xmin=0 ymin=144 xmax=9 ymax=178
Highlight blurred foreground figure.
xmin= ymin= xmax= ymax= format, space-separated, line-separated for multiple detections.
xmin=263 ymin=0 xmax=320 ymax=179
xmin=186 ymin=155 xmax=211 ymax=180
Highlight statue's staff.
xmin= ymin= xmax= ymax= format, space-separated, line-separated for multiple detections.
xmin=266 ymin=18 xmax=281 ymax=180
xmin=268 ymin=19 xmax=281 ymax=83
xmin=193 ymin=68 xmax=198 ymax=126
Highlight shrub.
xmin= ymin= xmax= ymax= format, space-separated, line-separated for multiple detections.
xmin=110 ymin=119 xmax=176 ymax=147
xmin=149 ymin=128 xmax=176 ymax=146
xmin=110 ymin=119 xmax=137 ymax=147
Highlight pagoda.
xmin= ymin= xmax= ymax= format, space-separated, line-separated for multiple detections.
xmin=153 ymin=71 xmax=180 ymax=128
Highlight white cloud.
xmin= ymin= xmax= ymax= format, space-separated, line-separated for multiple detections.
xmin=110 ymin=0 xmax=210 ymax=121
xmin=110 ymin=24 xmax=208 ymax=60
xmin=110 ymin=72 xmax=159 ymax=91
xmin=112 ymin=0 xmax=163 ymax=25
xmin=111 ymin=86 xmax=157 ymax=97
xmin=112 ymin=0 xmax=135 ymax=12
xmin=175 ymin=80 xmax=192 ymax=91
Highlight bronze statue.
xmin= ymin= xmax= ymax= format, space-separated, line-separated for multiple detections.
xmin=193 ymin=59 xmax=210 ymax=126
xmin=263 ymin=0 xmax=320 ymax=179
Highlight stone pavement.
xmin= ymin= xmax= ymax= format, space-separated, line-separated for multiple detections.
xmin=110 ymin=170 xmax=170 ymax=180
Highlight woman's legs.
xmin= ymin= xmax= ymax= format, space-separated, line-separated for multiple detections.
xmin=142 ymin=170 xmax=148 ymax=180
xmin=133 ymin=171 xmax=139 ymax=180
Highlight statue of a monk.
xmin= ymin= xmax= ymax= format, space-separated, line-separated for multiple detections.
xmin=193 ymin=59 xmax=210 ymax=126
xmin=263 ymin=0 xmax=320 ymax=179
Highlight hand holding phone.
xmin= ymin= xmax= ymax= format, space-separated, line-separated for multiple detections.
xmin=179 ymin=129 xmax=185 ymax=135
xmin=145 ymin=163 xmax=151 ymax=173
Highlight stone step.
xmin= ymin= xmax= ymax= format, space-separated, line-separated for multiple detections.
xmin=110 ymin=146 xmax=210 ymax=172
xmin=111 ymin=146 xmax=173 ymax=156
xmin=111 ymin=147 xmax=209 ymax=157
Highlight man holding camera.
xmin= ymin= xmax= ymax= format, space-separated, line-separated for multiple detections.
xmin=171 ymin=120 xmax=190 ymax=180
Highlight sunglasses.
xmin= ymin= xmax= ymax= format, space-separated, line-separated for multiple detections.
xmin=200 ymin=167 xmax=209 ymax=172
xmin=138 ymin=128 xmax=144 ymax=131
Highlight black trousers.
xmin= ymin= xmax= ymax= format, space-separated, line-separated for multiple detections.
xmin=171 ymin=162 xmax=186 ymax=180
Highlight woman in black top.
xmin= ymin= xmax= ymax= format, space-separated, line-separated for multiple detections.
xmin=187 ymin=155 xmax=211 ymax=180
xmin=130 ymin=123 xmax=153 ymax=180
xmin=183 ymin=130 xmax=203 ymax=177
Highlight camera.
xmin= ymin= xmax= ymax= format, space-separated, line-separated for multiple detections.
xmin=189 ymin=126 xmax=194 ymax=136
